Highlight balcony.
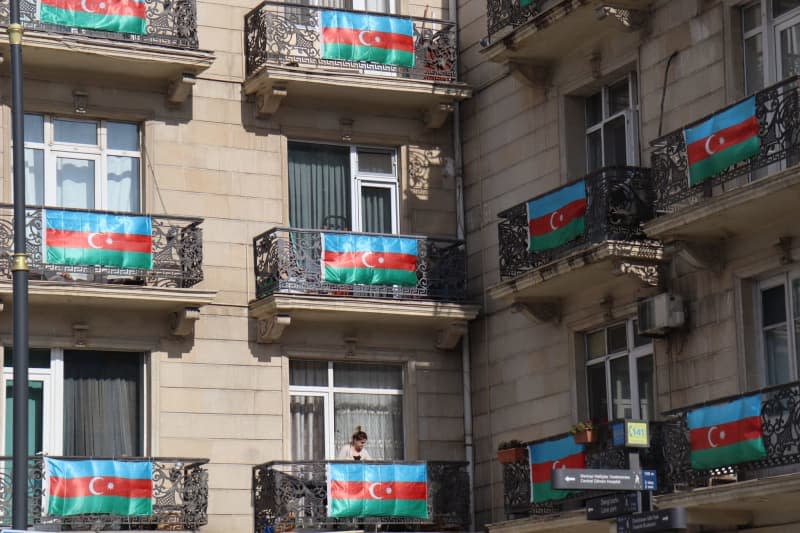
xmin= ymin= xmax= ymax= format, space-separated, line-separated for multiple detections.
xmin=0 ymin=205 xmax=215 ymax=335
xmin=243 ymin=2 xmax=471 ymax=126
xmin=252 ymin=460 xmax=470 ymax=532
xmin=490 ymin=167 xmax=663 ymax=316
xmin=496 ymin=382 xmax=800 ymax=531
xmin=249 ymin=227 xmax=478 ymax=346
xmin=2 ymin=456 xmax=208 ymax=530
xmin=482 ymin=0 xmax=651 ymax=69
xmin=647 ymin=76 xmax=800 ymax=249
xmin=0 ymin=0 xmax=213 ymax=103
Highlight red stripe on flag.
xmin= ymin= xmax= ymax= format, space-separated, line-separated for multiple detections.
xmin=321 ymin=27 xmax=414 ymax=53
xmin=329 ymin=481 xmax=427 ymax=500
xmin=322 ymin=251 xmax=416 ymax=271
xmin=686 ymin=116 xmax=759 ymax=166
xmin=529 ymin=198 xmax=587 ymax=237
xmin=46 ymin=229 xmax=152 ymax=253
xmin=50 ymin=476 xmax=153 ymax=499
xmin=530 ymin=452 xmax=586 ymax=484
xmin=690 ymin=415 xmax=763 ymax=452
xmin=41 ymin=0 xmax=147 ymax=17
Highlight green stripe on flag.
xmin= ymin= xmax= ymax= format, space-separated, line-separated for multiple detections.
xmin=531 ymin=481 xmax=572 ymax=503
xmin=324 ymin=266 xmax=417 ymax=286
xmin=48 ymin=495 xmax=152 ymax=516
xmin=530 ymin=217 xmax=584 ymax=252
xmin=688 ymin=136 xmax=761 ymax=186
xmin=321 ymin=43 xmax=415 ymax=68
xmin=690 ymin=438 xmax=766 ymax=470
xmin=47 ymin=247 xmax=153 ymax=269
xmin=330 ymin=498 xmax=428 ymax=519
xmin=40 ymin=4 xmax=146 ymax=34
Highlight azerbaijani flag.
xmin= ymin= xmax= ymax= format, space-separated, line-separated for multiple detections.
xmin=39 ymin=0 xmax=148 ymax=35
xmin=527 ymin=180 xmax=587 ymax=252
xmin=44 ymin=209 xmax=153 ymax=269
xmin=320 ymin=11 xmax=415 ymax=68
xmin=321 ymin=233 xmax=417 ymax=286
xmin=327 ymin=463 xmax=428 ymax=519
xmin=686 ymin=394 xmax=767 ymax=470
xmin=45 ymin=458 xmax=153 ymax=516
xmin=683 ymin=96 xmax=761 ymax=186
xmin=529 ymin=435 xmax=585 ymax=503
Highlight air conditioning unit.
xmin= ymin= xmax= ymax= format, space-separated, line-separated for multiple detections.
xmin=637 ymin=293 xmax=684 ymax=337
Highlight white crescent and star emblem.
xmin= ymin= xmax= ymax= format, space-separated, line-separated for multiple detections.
xmin=551 ymin=460 xmax=562 ymax=470
xmin=706 ymin=425 xmax=727 ymax=448
xmin=80 ymin=0 xmax=108 ymax=13
xmin=367 ymin=482 xmax=392 ymax=500
xmin=549 ymin=211 xmax=565 ymax=231
xmin=88 ymin=476 xmax=115 ymax=496
xmin=704 ymin=134 xmax=726 ymax=156
xmin=358 ymin=30 xmax=381 ymax=47
xmin=360 ymin=252 xmax=385 ymax=268
xmin=87 ymin=233 xmax=113 ymax=249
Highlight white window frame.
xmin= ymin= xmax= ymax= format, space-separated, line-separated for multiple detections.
xmin=584 ymin=73 xmax=639 ymax=172
xmin=289 ymin=361 xmax=404 ymax=460
xmin=585 ymin=319 xmax=653 ymax=421
xmin=757 ymin=271 xmax=800 ymax=385
xmin=742 ymin=0 xmax=800 ymax=91
xmin=23 ymin=114 xmax=142 ymax=212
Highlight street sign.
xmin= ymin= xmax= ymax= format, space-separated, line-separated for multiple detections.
xmin=586 ymin=492 xmax=639 ymax=520
xmin=616 ymin=508 xmax=687 ymax=533
xmin=625 ymin=420 xmax=650 ymax=448
xmin=552 ymin=468 xmax=657 ymax=491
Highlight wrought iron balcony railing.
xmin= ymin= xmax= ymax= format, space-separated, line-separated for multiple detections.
xmin=497 ymin=166 xmax=655 ymax=280
xmin=252 ymin=460 xmax=470 ymax=532
xmin=253 ymin=227 xmax=467 ymax=302
xmin=486 ymin=0 xmax=546 ymax=40
xmin=0 ymin=205 xmax=204 ymax=288
xmin=0 ymin=0 xmax=199 ymax=49
xmin=651 ymin=75 xmax=800 ymax=214
xmin=244 ymin=1 xmax=458 ymax=82
xmin=0 ymin=456 xmax=208 ymax=530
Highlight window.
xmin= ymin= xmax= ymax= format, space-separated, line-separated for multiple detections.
xmin=288 ymin=142 xmax=399 ymax=233
xmin=742 ymin=1 xmax=800 ymax=94
xmin=289 ymin=360 xmax=404 ymax=460
xmin=2 ymin=348 xmax=145 ymax=456
xmin=584 ymin=320 xmax=654 ymax=422
xmin=24 ymin=114 xmax=141 ymax=212
xmin=758 ymin=272 xmax=800 ymax=385
xmin=584 ymin=74 xmax=639 ymax=173
xmin=302 ymin=0 xmax=396 ymax=13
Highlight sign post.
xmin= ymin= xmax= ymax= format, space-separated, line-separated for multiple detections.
xmin=552 ymin=468 xmax=657 ymax=492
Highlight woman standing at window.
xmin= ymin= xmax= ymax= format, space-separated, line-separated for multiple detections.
xmin=338 ymin=427 xmax=371 ymax=460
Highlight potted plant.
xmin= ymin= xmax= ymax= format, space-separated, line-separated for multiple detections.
xmin=570 ymin=421 xmax=597 ymax=444
xmin=496 ymin=440 xmax=527 ymax=464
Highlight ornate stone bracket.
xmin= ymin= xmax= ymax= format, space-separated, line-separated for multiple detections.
xmin=170 ymin=307 xmax=201 ymax=337
xmin=73 ymin=323 xmax=89 ymax=348
xmin=256 ymin=85 xmax=288 ymax=118
xmin=511 ymin=301 xmax=561 ymax=324
xmin=670 ymin=240 xmax=725 ymax=274
xmin=596 ymin=5 xmax=648 ymax=31
xmin=424 ymin=103 xmax=455 ymax=129
xmin=436 ymin=321 xmax=468 ymax=350
xmin=505 ymin=61 xmax=550 ymax=90
xmin=257 ymin=314 xmax=291 ymax=343
xmin=613 ymin=260 xmax=662 ymax=287
xmin=167 ymin=73 xmax=197 ymax=105
xmin=776 ymin=236 xmax=793 ymax=265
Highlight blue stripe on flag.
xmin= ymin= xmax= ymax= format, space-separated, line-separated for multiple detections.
xmin=686 ymin=394 xmax=762 ymax=430
xmin=329 ymin=463 xmax=427 ymax=483
xmin=46 ymin=458 xmax=153 ymax=480
xmin=527 ymin=180 xmax=586 ymax=219
xmin=529 ymin=435 xmax=584 ymax=464
xmin=684 ymin=97 xmax=757 ymax=145
xmin=322 ymin=233 xmax=418 ymax=256
xmin=45 ymin=210 xmax=151 ymax=236
xmin=320 ymin=10 xmax=413 ymax=36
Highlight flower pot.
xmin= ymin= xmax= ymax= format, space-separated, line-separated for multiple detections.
xmin=496 ymin=447 xmax=527 ymax=464
xmin=572 ymin=429 xmax=597 ymax=444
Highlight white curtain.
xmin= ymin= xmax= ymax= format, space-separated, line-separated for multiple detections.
xmin=107 ymin=156 xmax=140 ymax=212
xmin=291 ymin=396 xmax=326 ymax=460
xmin=334 ymin=393 xmax=403 ymax=460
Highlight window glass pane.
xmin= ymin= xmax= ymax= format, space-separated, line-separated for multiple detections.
xmin=334 ymin=392 xmax=403 ymax=460
xmin=587 ymin=130 xmax=602 ymax=172
xmin=762 ymin=285 xmax=787 ymax=326
xmin=4 ymin=348 xmax=52 ymax=368
xmin=764 ymin=326 xmax=791 ymax=385
xmin=607 ymin=323 xmax=628 ymax=353
xmin=632 ymin=320 xmax=650 ymax=347
xmin=603 ymin=115 xmax=628 ymax=167
xmin=24 ymin=114 xmax=44 ymax=143
xmin=608 ymin=79 xmax=630 ymax=115
xmin=107 ymin=122 xmax=139 ymax=151
xmin=5 ymin=380 xmax=44 ymax=455
xmin=57 ymin=158 xmax=95 ymax=209
xmin=773 ymin=0 xmax=800 ymax=18
xmin=107 ymin=156 xmax=140 ymax=212
xmin=793 ymin=278 xmax=800 ymax=317
xmin=25 ymin=148 xmax=44 ymax=206
xmin=333 ymin=362 xmax=402 ymax=389
xmin=743 ymin=4 xmax=761 ymax=32
xmin=361 ymin=186 xmax=393 ymax=234
xmin=585 ymin=92 xmax=602 ymax=126
xmin=587 ymin=330 xmax=606 ymax=359
xmin=288 ymin=142 xmax=351 ymax=230
xmin=586 ymin=363 xmax=607 ymax=422
xmin=744 ymin=34 xmax=765 ymax=94
xmin=54 ymin=119 xmax=97 ymax=145
xmin=636 ymin=355 xmax=654 ymax=420
xmin=291 ymin=395 xmax=326 ymax=460
xmin=357 ymin=149 xmax=394 ymax=174
xmin=610 ymin=356 xmax=632 ymax=419
xmin=778 ymin=22 xmax=800 ymax=79
xmin=289 ymin=360 xmax=328 ymax=386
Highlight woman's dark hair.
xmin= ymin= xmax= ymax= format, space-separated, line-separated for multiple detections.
xmin=351 ymin=425 xmax=368 ymax=442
